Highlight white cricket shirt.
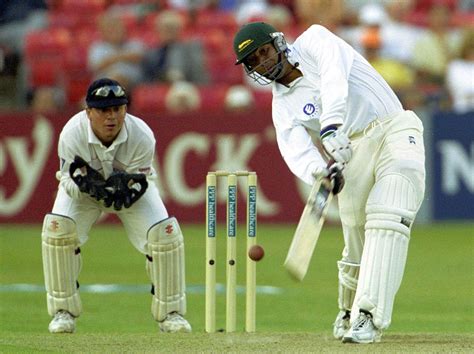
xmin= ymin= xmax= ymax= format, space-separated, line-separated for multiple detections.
xmin=271 ymin=25 xmax=403 ymax=184
xmin=57 ymin=110 xmax=156 ymax=199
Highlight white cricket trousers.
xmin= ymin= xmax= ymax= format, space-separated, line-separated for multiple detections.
xmin=336 ymin=110 xmax=425 ymax=328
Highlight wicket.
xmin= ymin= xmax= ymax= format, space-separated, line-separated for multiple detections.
xmin=205 ymin=170 xmax=257 ymax=333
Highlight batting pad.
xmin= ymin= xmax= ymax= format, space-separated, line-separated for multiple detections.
xmin=337 ymin=260 xmax=360 ymax=311
xmin=42 ymin=213 xmax=82 ymax=317
xmin=147 ymin=217 xmax=186 ymax=321
xmin=352 ymin=174 xmax=419 ymax=329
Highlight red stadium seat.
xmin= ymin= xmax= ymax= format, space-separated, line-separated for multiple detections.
xmin=188 ymin=28 xmax=229 ymax=57
xmin=25 ymin=28 xmax=72 ymax=58
xmin=64 ymin=73 xmax=92 ymax=104
xmin=28 ymin=57 xmax=64 ymax=87
xmin=48 ymin=11 xmax=100 ymax=30
xmin=252 ymin=89 xmax=273 ymax=108
xmin=199 ymin=84 xmax=230 ymax=110
xmin=191 ymin=9 xmax=237 ymax=33
xmin=207 ymin=56 xmax=244 ymax=85
xmin=25 ymin=29 xmax=72 ymax=88
xmin=57 ymin=0 xmax=107 ymax=14
xmin=132 ymin=84 xmax=170 ymax=112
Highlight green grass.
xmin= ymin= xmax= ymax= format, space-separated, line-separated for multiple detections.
xmin=1 ymin=223 xmax=473 ymax=352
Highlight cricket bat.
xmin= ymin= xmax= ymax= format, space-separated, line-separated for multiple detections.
xmin=284 ymin=179 xmax=333 ymax=281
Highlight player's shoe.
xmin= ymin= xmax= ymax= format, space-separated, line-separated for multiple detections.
xmin=48 ymin=310 xmax=76 ymax=333
xmin=342 ymin=310 xmax=382 ymax=344
xmin=159 ymin=312 xmax=192 ymax=333
xmin=333 ymin=310 xmax=351 ymax=339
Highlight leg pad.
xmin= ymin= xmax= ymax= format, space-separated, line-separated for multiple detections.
xmin=352 ymin=174 xmax=419 ymax=329
xmin=42 ymin=213 xmax=82 ymax=317
xmin=147 ymin=217 xmax=186 ymax=321
xmin=337 ymin=260 xmax=360 ymax=311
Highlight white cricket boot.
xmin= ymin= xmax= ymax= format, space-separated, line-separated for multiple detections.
xmin=333 ymin=310 xmax=351 ymax=339
xmin=48 ymin=310 xmax=76 ymax=333
xmin=159 ymin=312 xmax=192 ymax=333
xmin=342 ymin=311 xmax=382 ymax=344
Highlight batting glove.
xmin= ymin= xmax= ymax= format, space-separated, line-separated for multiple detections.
xmin=320 ymin=125 xmax=352 ymax=164
xmin=312 ymin=160 xmax=345 ymax=195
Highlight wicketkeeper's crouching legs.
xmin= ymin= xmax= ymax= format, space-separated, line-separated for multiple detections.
xmin=146 ymin=217 xmax=191 ymax=332
xmin=42 ymin=213 xmax=82 ymax=333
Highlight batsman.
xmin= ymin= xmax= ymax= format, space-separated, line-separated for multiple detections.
xmin=233 ymin=23 xmax=425 ymax=343
xmin=41 ymin=78 xmax=191 ymax=334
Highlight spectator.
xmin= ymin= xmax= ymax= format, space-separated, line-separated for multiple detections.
xmin=0 ymin=0 xmax=48 ymax=109
xmin=458 ymin=0 xmax=474 ymax=11
xmin=266 ymin=4 xmax=297 ymax=42
xmin=360 ymin=28 xmax=420 ymax=109
xmin=142 ymin=10 xmax=209 ymax=84
xmin=339 ymin=3 xmax=388 ymax=54
xmin=88 ymin=10 xmax=145 ymax=92
xmin=339 ymin=2 xmax=422 ymax=64
xmin=108 ymin=0 xmax=165 ymax=19
xmin=167 ymin=0 xmax=211 ymax=10
xmin=224 ymin=85 xmax=255 ymax=112
xmin=380 ymin=0 xmax=422 ymax=64
xmin=0 ymin=0 xmax=48 ymax=68
xmin=446 ymin=28 xmax=474 ymax=113
xmin=234 ymin=0 xmax=269 ymax=25
xmin=412 ymin=4 xmax=461 ymax=85
xmin=165 ymin=81 xmax=201 ymax=113
xmin=30 ymin=86 xmax=65 ymax=114
xmin=362 ymin=29 xmax=415 ymax=90
xmin=294 ymin=0 xmax=344 ymax=33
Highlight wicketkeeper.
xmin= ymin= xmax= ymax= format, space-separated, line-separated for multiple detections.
xmin=233 ymin=22 xmax=425 ymax=343
xmin=42 ymin=78 xmax=191 ymax=333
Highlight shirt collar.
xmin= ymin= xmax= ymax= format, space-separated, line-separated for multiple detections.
xmin=286 ymin=44 xmax=300 ymax=68
xmin=273 ymin=45 xmax=304 ymax=93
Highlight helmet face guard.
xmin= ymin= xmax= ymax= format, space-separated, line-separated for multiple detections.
xmin=242 ymin=39 xmax=289 ymax=85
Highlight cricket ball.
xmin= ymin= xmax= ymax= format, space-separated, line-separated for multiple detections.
xmin=248 ymin=245 xmax=265 ymax=261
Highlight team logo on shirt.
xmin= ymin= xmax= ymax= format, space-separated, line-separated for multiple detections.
xmin=303 ymin=103 xmax=317 ymax=116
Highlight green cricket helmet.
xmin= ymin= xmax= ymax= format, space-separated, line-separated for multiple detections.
xmin=233 ymin=22 xmax=289 ymax=84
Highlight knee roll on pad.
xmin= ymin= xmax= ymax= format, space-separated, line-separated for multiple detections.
xmin=337 ymin=260 xmax=360 ymax=311
xmin=366 ymin=173 xmax=420 ymax=234
xmin=42 ymin=213 xmax=82 ymax=317
xmin=147 ymin=217 xmax=186 ymax=321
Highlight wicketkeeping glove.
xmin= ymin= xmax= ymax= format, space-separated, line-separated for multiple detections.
xmin=69 ymin=156 xmax=108 ymax=201
xmin=320 ymin=125 xmax=352 ymax=164
xmin=103 ymin=171 xmax=148 ymax=211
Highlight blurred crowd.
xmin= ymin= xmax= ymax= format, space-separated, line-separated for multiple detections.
xmin=0 ymin=0 xmax=473 ymax=115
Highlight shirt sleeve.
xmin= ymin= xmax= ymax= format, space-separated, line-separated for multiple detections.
xmin=124 ymin=119 xmax=156 ymax=176
xmin=273 ymin=108 xmax=327 ymax=185
xmin=302 ymin=25 xmax=354 ymax=129
xmin=127 ymin=143 xmax=155 ymax=175
xmin=57 ymin=132 xmax=85 ymax=200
